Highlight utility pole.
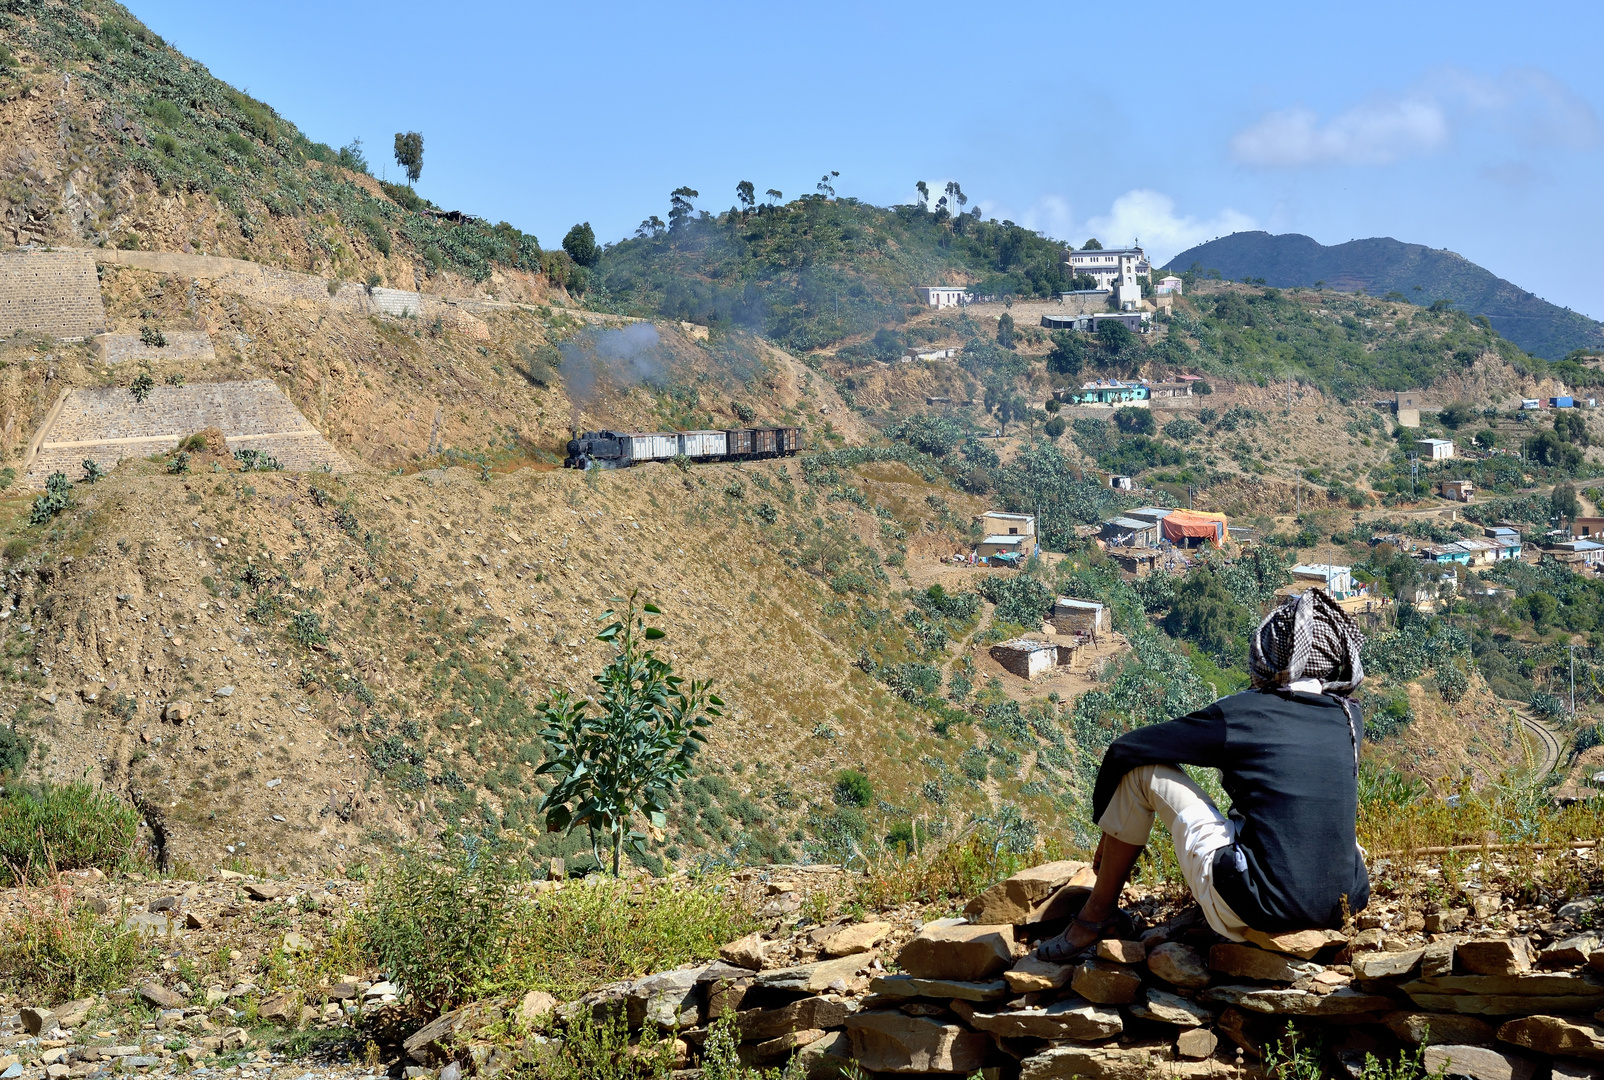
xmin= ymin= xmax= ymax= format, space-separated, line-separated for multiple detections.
xmin=1572 ymin=643 xmax=1577 ymax=722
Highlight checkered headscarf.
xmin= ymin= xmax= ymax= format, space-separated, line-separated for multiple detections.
xmin=1249 ymin=589 xmax=1366 ymax=696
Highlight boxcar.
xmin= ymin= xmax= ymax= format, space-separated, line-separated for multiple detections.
xmin=679 ymin=430 xmax=727 ymax=458
xmin=752 ymin=428 xmax=779 ymax=456
xmin=776 ymin=427 xmax=802 ymax=455
xmin=726 ymin=428 xmax=755 ymax=457
xmin=621 ymin=432 xmax=680 ymax=463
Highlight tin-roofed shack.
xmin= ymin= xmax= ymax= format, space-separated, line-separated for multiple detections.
xmin=1051 ymin=597 xmax=1106 ymax=635
xmin=989 ymin=638 xmax=1075 ymax=681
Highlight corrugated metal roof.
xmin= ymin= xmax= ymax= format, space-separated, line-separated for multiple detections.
xmin=982 ymin=534 xmax=1028 ymax=545
xmin=1054 ymin=597 xmax=1104 ymax=611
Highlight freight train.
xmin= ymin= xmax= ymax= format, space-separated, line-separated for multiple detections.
xmin=563 ymin=427 xmax=803 ymax=469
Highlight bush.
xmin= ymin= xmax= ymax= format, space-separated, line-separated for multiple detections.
xmin=29 ymin=472 xmax=71 ymax=526
xmin=1113 ymin=407 xmax=1156 ymax=435
xmin=977 ymin=574 xmax=1053 ymax=627
xmin=359 ymin=216 xmax=392 ymax=256
xmin=834 ymin=769 xmax=874 ymax=807
xmin=289 ymin=610 xmax=329 ymax=648
xmin=1043 ymin=416 xmax=1066 ymax=439
xmin=0 ymin=898 xmax=148 ymax=998
xmin=0 ymin=727 xmax=27 ymax=776
xmin=0 ymin=783 xmax=139 ymax=885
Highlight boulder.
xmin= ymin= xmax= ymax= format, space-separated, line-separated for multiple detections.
xmin=868 ymin=975 xmax=1010 ymax=1001
xmin=1424 ymin=909 xmax=1469 ymax=934
xmin=1209 ymin=943 xmax=1320 ymax=983
xmin=244 ymin=883 xmax=286 ymax=901
xmin=1457 ymin=938 xmax=1532 ymax=976
xmin=1543 ymin=932 xmax=1602 ymax=967
xmin=163 ymin=701 xmax=192 ymax=722
xmin=896 ymin=920 xmax=1015 ymax=981
xmin=1020 ymin=1043 xmax=1222 ymax=1080
xmin=1497 ymin=1015 xmax=1604 ymax=1061
xmin=1421 ymin=1045 xmax=1536 ymax=1080
xmin=138 ymin=983 xmax=185 ymax=1010
xmin=793 ymin=1031 xmax=852 ymax=1080
xmin=52 ymin=999 xmax=94 ymax=1029
xmin=404 ymin=1000 xmax=504 ymax=1064
xmin=1005 ymin=955 xmax=1075 ymax=993
xmin=755 ymin=955 xmax=873 ymax=994
xmin=20 ymin=1008 xmax=54 ymax=1036
xmin=1351 ymin=949 xmax=1424 ymax=979
xmin=1554 ymin=1064 xmax=1604 ymax=1080
xmin=964 ymin=861 xmax=1091 ymax=925
xmin=1383 ymin=1011 xmax=1497 ymax=1046
xmin=257 ymin=992 xmax=300 ymax=1024
xmin=1148 ymin=942 xmax=1211 ymax=990
xmin=1472 ymin=893 xmax=1503 ymax=919
xmin=515 ymin=991 xmax=557 ymax=1026
xmin=964 ymin=997 xmax=1122 ymax=1040
xmin=844 ymin=1011 xmax=989 ymax=1074
xmin=737 ymin=997 xmax=852 ymax=1042
xmin=1096 ymin=939 xmax=1146 ymax=965
xmin=1241 ymin=928 xmax=1343 ymax=960
xmin=819 ymin=922 xmax=889 ymax=958
xmin=1071 ymin=960 xmax=1142 ymax=1005
xmin=720 ymin=932 xmax=772 ymax=970
xmin=1127 ymin=988 xmax=1211 ymax=1028
xmin=1176 ymin=1028 xmax=1218 ymax=1060
xmin=627 ymin=967 xmax=705 ymax=1030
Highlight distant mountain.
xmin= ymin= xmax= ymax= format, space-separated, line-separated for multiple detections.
xmin=1165 ymin=232 xmax=1604 ymax=360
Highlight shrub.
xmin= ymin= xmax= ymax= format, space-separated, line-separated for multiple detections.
xmin=138 ymin=327 xmax=166 ymax=349
xmin=129 ymin=373 xmax=155 ymax=402
xmin=289 ymin=610 xmax=329 ymax=648
xmin=0 ymin=897 xmax=148 ymax=998
xmin=977 ymin=574 xmax=1053 ymax=627
xmin=0 ymin=727 xmax=27 ymax=776
xmin=166 ymin=452 xmax=190 ymax=475
xmin=0 ymin=783 xmax=139 ymax=885
xmin=834 ymin=769 xmax=874 ymax=807
xmin=359 ymin=216 xmax=392 ymax=256
xmin=29 ymin=472 xmax=72 ymax=526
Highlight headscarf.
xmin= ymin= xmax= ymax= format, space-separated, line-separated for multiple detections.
xmin=1249 ymin=589 xmax=1366 ymax=696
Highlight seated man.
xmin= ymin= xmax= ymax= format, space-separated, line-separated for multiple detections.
xmin=1039 ymin=590 xmax=1372 ymax=960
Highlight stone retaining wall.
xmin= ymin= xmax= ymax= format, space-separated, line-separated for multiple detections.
xmin=95 ymin=331 xmax=216 ymax=367
xmin=24 ymin=379 xmax=349 ymax=485
xmin=0 ymin=250 xmax=105 ymax=339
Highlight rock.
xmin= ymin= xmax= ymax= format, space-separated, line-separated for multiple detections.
xmin=1200 ymin=985 xmax=1395 ymax=1016
xmin=215 ymin=685 xmax=234 ymax=697
xmin=257 ymin=991 xmax=300 ymax=1024
xmin=1472 ymin=893 xmax=1503 ymax=919
xmin=558 ymin=981 xmax=631 ymax=1027
xmin=737 ymin=997 xmax=851 ymax=1042
xmin=1564 ymin=899 xmax=1602 ymax=921
xmin=244 ymin=883 xmax=286 ymax=901
xmin=844 ymin=1011 xmax=989 ymax=1074
xmin=868 ymin=975 xmax=1010 ymax=1001
xmin=1423 ymin=938 xmax=1457 ymax=978
xmin=755 ymin=955 xmax=873 ymax=994
xmin=1457 ymin=938 xmax=1531 ymax=976
xmin=699 ymin=964 xmax=754 ymax=1019
xmin=163 ymin=701 xmax=192 ymax=722
xmin=1209 ymin=943 xmax=1320 ymax=983
xmin=1419 ymin=1044 xmax=1538 ymax=1080
xmin=1071 ymin=960 xmax=1142 ymax=1005
xmin=1497 ymin=1015 xmax=1604 ymax=1061
xmin=280 ymin=932 xmax=312 ymax=957
xmin=184 ymin=911 xmax=210 ymax=930
xmin=1554 ymin=1064 xmax=1604 ymax=1080
xmin=1352 ymin=949 xmax=1424 ymax=979
xmin=793 ymin=1031 xmax=852 ymax=1080
xmin=719 ymin=932 xmax=771 ymax=970
xmin=628 ymin=967 xmax=705 ymax=1030
xmin=1004 ymin=955 xmax=1075 ymax=993
xmin=516 ymin=991 xmax=557 ymax=1025
xmin=1127 ymin=988 xmax=1211 ymax=1027
xmin=1401 ymin=972 xmax=1604 ymax=1015
xmin=819 ymin=922 xmax=889 ymax=958
xmin=122 ymin=910 xmax=176 ymax=938
xmin=749 ymin=1029 xmax=826 ymax=1066
xmin=1148 ymin=942 xmax=1212 ymax=990
xmin=1351 ymin=928 xmax=1385 ymax=951
xmin=1543 ymin=932 xmax=1602 ymax=967
xmin=964 ymin=996 xmax=1123 ymax=1040
xmin=896 ymin=919 xmax=1016 ymax=981
xmin=1241 ymin=928 xmax=1343 ymax=959
xmin=964 ymin=861 xmax=1091 ymax=924
xmin=138 ymin=982 xmax=185 ymax=1010
xmin=20 ymin=1007 xmax=54 ymax=1035
xmin=52 ymin=999 xmax=93 ymax=1029
xmin=1020 ymin=1043 xmax=1221 ymax=1080
xmin=1425 ymin=909 xmax=1469 ymax=934
xmin=1383 ymin=1012 xmax=1498 ymax=1046
xmin=1096 ymin=939 xmax=1146 ymax=965
xmin=1176 ymin=1028 xmax=1218 ymax=1060
xmin=404 ymin=1000 xmax=504 ymax=1065
xmin=148 ymin=895 xmax=181 ymax=913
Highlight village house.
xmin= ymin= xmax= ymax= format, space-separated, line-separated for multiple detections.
xmin=989 ymin=638 xmax=1076 ymax=681
xmin=976 ymin=511 xmax=1035 ymax=538
xmin=1050 ymin=597 xmax=1107 ymax=636
xmin=914 ymin=286 xmax=970 ymax=309
xmin=1417 ymin=438 xmax=1455 ymax=460
xmin=1438 ymin=479 xmax=1474 ymax=502
xmin=1395 ymin=391 xmax=1422 ymax=429
xmin=1290 ymin=563 xmax=1355 ymax=598
xmin=1062 ymin=379 xmax=1152 ymax=406
xmin=1548 ymin=538 xmax=1604 ymax=567
xmin=1109 ymin=475 xmax=1135 ymax=491
xmin=1450 ymin=538 xmax=1498 ymax=566
xmin=1418 ymin=543 xmax=1473 ymax=566
xmin=1042 ymin=311 xmax=1153 ymax=333
xmin=1156 ymin=275 xmax=1183 ymax=295
xmin=1099 ymin=515 xmax=1160 ymax=547
xmin=1572 ymin=517 xmax=1604 ymax=539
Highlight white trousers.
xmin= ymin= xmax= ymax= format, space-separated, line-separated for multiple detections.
xmin=1095 ymin=764 xmax=1252 ymax=942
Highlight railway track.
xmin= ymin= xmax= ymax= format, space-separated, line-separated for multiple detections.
xmin=1514 ymin=707 xmax=1564 ymax=775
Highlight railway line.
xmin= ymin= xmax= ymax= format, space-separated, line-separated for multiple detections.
xmin=1514 ymin=706 xmax=1564 ymax=775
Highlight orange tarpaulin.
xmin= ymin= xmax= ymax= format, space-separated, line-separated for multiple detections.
xmin=1162 ymin=510 xmax=1228 ymax=545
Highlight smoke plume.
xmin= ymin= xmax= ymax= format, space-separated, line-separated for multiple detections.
xmin=559 ymin=322 xmax=664 ymax=428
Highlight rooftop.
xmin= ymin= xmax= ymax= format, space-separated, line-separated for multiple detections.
xmin=991 ymin=638 xmax=1059 ymax=654
xmin=1054 ymin=597 xmax=1104 ymax=611
xmin=1292 ymin=563 xmax=1352 ymax=575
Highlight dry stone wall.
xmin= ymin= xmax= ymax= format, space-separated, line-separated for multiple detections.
xmin=0 ymin=250 xmax=105 ymax=339
xmin=24 ymin=379 xmax=349 ymax=485
xmin=95 ymin=330 xmax=216 ymax=366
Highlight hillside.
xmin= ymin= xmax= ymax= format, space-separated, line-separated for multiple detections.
xmin=1167 ymin=231 xmax=1604 ymax=361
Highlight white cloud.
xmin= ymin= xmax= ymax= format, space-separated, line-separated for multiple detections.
xmin=1084 ymin=190 xmax=1257 ymax=266
xmin=1013 ymin=194 xmax=1074 ymax=242
xmin=1230 ymin=66 xmax=1601 ymax=169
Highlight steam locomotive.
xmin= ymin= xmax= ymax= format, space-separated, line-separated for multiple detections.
xmin=563 ymin=427 xmax=803 ymax=469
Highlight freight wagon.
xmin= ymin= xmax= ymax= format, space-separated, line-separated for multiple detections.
xmin=563 ymin=427 xmax=803 ymax=469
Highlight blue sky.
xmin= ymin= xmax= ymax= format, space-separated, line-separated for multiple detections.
xmin=131 ymin=0 xmax=1604 ymax=319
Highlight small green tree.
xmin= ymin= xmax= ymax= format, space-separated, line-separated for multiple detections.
xmin=536 ymin=592 xmax=721 ymax=875
xmin=1553 ymin=482 xmax=1580 ymax=523
xmin=562 ymin=222 xmax=600 ymax=267
xmin=129 ymin=373 xmax=154 ymax=402
xmin=668 ymin=187 xmax=699 ymax=232
xmin=393 ymin=131 xmax=424 ymax=186
xmin=996 ymin=312 xmax=1016 ymax=349
xmin=735 ymin=180 xmax=755 ymax=215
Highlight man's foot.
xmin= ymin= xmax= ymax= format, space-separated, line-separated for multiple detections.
xmin=1035 ymin=903 xmax=1132 ymax=963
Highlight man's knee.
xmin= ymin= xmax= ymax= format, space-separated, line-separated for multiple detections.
xmin=1097 ymin=765 xmax=1162 ymax=846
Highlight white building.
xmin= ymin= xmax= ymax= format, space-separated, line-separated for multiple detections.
xmin=1156 ymin=276 xmax=1184 ymax=295
xmin=975 ymin=511 xmax=1036 ymax=537
xmin=1416 ymin=438 xmax=1455 ymax=460
xmin=1064 ymin=247 xmax=1150 ymax=310
xmin=915 ymin=286 xmax=970 ymax=309
xmin=1291 ymin=563 xmax=1354 ymax=598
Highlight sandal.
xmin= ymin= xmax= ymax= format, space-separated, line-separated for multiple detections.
xmin=1035 ymin=908 xmax=1137 ymax=964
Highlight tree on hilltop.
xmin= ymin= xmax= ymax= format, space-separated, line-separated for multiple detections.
xmin=817 ymin=170 xmax=839 ymax=198
xmin=916 ymin=180 xmax=928 ymax=207
xmin=393 ymin=131 xmax=423 ymax=187
xmin=764 ymin=188 xmax=782 ymax=210
xmin=1082 ymin=237 xmax=1103 ymax=250
xmin=736 ymin=180 xmax=755 ymax=220
xmin=668 ymin=187 xmax=698 ymax=232
xmin=563 ymin=222 xmax=600 ymax=268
